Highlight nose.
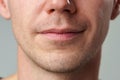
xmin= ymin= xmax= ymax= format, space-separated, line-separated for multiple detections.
xmin=44 ymin=0 xmax=76 ymax=14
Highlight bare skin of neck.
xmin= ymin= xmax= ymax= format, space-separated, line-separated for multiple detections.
xmin=18 ymin=47 xmax=101 ymax=80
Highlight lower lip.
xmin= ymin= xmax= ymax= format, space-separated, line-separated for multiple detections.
xmin=40 ymin=32 xmax=82 ymax=41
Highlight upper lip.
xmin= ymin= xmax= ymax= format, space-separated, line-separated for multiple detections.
xmin=39 ymin=27 xmax=86 ymax=34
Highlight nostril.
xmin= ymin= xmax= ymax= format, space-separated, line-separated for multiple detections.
xmin=64 ymin=9 xmax=70 ymax=13
xmin=48 ymin=9 xmax=55 ymax=14
xmin=50 ymin=9 xmax=55 ymax=12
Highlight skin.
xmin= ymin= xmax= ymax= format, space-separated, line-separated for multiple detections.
xmin=0 ymin=0 xmax=120 ymax=80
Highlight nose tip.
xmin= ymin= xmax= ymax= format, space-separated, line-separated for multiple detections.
xmin=45 ymin=0 xmax=76 ymax=14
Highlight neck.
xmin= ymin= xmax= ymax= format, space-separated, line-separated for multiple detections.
xmin=18 ymin=47 xmax=101 ymax=80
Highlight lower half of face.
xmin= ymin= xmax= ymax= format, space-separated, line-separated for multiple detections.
xmin=14 ymin=17 xmax=109 ymax=73
xmin=11 ymin=0 xmax=112 ymax=73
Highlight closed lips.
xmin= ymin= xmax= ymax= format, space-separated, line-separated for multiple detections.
xmin=37 ymin=28 xmax=86 ymax=41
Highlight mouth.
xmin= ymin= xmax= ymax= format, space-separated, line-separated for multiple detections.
xmin=38 ymin=28 xmax=86 ymax=41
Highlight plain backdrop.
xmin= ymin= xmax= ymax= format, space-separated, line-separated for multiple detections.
xmin=0 ymin=15 xmax=120 ymax=80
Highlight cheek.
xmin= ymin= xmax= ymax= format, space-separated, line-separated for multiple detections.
xmin=84 ymin=1 xmax=111 ymax=54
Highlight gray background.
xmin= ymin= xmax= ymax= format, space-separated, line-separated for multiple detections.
xmin=0 ymin=16 xmax=120 ymax=80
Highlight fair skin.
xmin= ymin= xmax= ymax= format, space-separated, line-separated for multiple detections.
xmin=0 ymin=0 xmax=120 ymax=80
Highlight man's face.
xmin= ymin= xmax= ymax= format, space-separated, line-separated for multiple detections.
xmin=7 ymin=0 xmax=114 ymax=72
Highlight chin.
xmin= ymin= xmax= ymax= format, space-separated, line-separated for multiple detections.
xmin=32 ymin=49 xmax=96 ymax=73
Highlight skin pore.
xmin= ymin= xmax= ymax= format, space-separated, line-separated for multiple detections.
xmin=0 ymin=0 xmax=119 ymax=80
